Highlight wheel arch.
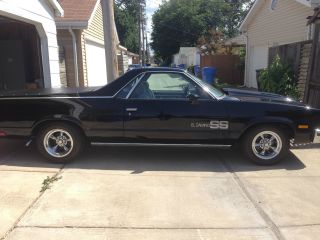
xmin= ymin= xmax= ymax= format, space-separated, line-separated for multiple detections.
xmin=239 ymin=117 xmax=296 ymax=140
xmin=31 ymin=116 xmax=86 ymax=138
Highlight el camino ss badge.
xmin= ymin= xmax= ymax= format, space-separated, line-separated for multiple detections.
xmin=191 ymin=121 xmax=229 ymax=130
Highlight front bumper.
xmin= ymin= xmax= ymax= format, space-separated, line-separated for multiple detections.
xmin=313 ymin=129 xmax=320 ymax=144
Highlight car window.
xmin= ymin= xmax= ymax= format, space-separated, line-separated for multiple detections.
xmin=187 ymin=73 xmax=225 ymax=99
xmin=116 ymin=75 xmax=143 ymax=98
xmin=130 ymin=73 xmax=211 ymax=100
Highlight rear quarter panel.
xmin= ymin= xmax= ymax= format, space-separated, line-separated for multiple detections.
xmin=0 ymin=97 xmax=125 ymax=139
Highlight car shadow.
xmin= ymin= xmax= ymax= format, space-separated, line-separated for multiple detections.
xmin=0 ymin=140 xmax=307 ymax=173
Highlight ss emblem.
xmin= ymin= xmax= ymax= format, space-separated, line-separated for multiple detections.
xmin=210 ymin=121 xmax=229 ymax=130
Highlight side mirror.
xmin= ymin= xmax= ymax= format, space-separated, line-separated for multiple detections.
xmin=187 ymin=93 xmax=200 ymax=104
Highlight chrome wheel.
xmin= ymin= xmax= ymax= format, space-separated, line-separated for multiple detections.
xmin=43 ymin=129 xmax=74 ymax=158
xmin=252 ymin=131 xmax=282 ymax=160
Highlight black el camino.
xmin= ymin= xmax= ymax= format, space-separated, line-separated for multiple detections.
xmin=0 ymin=68 xmax=319 ymax=165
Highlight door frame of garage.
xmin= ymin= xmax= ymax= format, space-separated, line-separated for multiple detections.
xmin=0 ymin=13 xmax=52 ymax=88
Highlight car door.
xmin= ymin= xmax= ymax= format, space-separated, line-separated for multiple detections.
xmin=122 ymin=72 xmax=229 ymax=143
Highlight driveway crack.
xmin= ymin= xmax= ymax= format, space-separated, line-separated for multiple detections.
xmin=218 ymin=152 xmax=285 ymax=240
xmin=1 ymin=164 xmax=66 ymax=240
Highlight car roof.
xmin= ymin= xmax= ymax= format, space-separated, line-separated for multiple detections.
xmin=140 ymin=67 xmax=185 ymax=73
xmin=88 ymin=67 xmax=187 ymax=97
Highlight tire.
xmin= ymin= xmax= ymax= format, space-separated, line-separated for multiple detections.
xmin=242 ymin=125 xmax=289 ymax=165
xmin=36 ymin=123 xmax=85 ymax=163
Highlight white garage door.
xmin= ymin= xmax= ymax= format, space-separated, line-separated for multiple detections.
xmin=85 ymin=40 xmax=107 ymax=87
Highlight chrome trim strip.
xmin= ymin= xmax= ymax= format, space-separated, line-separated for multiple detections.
xmin=126 ymin=108 xmax=138 ymax=112
xmin=0 ymin=96 xmax=113 ymax=100
xmin=91 ymin=142 xmax=232 ymax=148
xmin=185 ymin=72 xmax=225 ymax=100
xmin=125 ymin=71 xmax=216 ymax=100
xmin=113 ymin=72 xmax=145 ymax=98
xmin=125 ymin=73 xmax=145 ymax=99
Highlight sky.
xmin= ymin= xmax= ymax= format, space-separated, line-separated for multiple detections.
xmin=146 ymin=0 xmax=163 ymax=44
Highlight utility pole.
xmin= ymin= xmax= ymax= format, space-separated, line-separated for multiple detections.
xmin=145 ymin=33 xmax=149 ymax=65
xmin=102 ymin=0 xmax=118 ymax=81
xmin=138 ymin=0 xmax=146 ymax=66
xmin=138 ymin=2 xmax=142 ymax=65
xmin=141 ymin=0 xmax=145 ymax=66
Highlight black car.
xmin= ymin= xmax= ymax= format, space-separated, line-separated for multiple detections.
xmin=0 ymin=68 xmax=319 ymax=165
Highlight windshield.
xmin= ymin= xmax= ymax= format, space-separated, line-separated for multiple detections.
xmin=187 ymin=73 xmax=225 ymax=99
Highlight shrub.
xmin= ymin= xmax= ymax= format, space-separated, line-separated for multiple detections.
xmin=259 ymin=55 xmax=300 ymax=100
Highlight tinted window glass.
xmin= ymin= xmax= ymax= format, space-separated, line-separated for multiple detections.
xmin=117 ymin=75 xmax=142 ymax=98
xmin=187 ymin=73 xmax=225 ymax=98
xmin=130 ymin=73 xmax=210 ymax=100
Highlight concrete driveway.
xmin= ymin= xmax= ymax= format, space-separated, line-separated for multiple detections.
xmin=0 ymin=140 xmax=320 ymax=240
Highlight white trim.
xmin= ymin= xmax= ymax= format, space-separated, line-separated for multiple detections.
xmin=47 ymin=0 xmax=64 ymax=17
xmin=0 ymin=0 xmax=62 ymax=88
xmin=56 ymin=21 xmax=88 ymax=29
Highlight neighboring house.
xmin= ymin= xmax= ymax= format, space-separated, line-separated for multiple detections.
xmin=172 ymin=47 xmax=201 ymax=67
xmin=56 ymin=0 xmax=125 ymax=87
xmin=224 ymin=35 xmax=246 ymax=47
xmin=240 ymin=0 xmax=320 ymax=88
xmin=56 ymin=0 xmax=112 ymax=87
xmin=127 ymin=52 xmax=140 ymax=65
xmin=117 ymin=46 xmax=140 ymax=75
xmin=0 ymin=0 xmax=63 ymax=91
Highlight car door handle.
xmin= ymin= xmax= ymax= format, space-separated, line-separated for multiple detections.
xmin=126 ymin=108 xmax=138 ymax=112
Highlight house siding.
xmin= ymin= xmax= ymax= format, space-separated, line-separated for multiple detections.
xmin=84 ymin=3 xmax=104 ymax=43
xmin=57 ymin=2 xmax=106 ymax=87
xmin=83 ymin=2 xmax=106 ymax=86
xmin=245 ymin=0 xmax=314 ymax=87
xmin=247 ymin=0 xmax=313 ymax=47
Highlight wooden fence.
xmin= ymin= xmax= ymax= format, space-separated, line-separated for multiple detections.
xmin=305 ymin=24 xmax=320 ymax=108
xmin=269 ymin=40 xmax=313 ymax=100
xmin=269 ymin=41 xmax=312 ymax=96
xmin=200 ymin=55 xmax=244 ymax=85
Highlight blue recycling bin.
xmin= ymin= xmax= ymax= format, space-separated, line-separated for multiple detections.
xmin=202 ymin=67 xmax=217 ymax=84
xmin=178 ymin=64 xmax=186 ymax=69
xmin=194 ymin=65 xmax=201 ymax=77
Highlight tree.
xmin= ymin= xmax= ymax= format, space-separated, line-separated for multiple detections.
xmin=151 ymin=0 xmax=253 ymax=63
xmin=114 ymin=0 xmax=140 ymax=53
xmin=222 ymin=0 xmax=254 ymax=38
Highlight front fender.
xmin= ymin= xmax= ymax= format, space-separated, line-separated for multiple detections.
xmin=241 ymin=116 xmax=296 ymax=137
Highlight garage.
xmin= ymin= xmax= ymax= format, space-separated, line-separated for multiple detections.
xmin=0 ymin=0 xmax=63 ymax=92
xmin=85 ymin=40 xmax=108 ymax=87
xmin=0 ymin=17 xmax=43 ymax=91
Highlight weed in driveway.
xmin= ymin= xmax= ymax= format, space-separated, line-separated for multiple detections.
xmin=40 ymin=175 xmax=62 ymax=193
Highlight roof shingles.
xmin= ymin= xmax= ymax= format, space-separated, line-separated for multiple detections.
xmin=56 ymin=0 xmax=98 ymax=22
